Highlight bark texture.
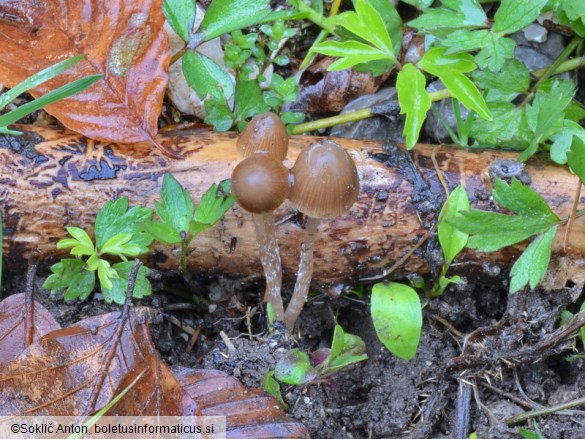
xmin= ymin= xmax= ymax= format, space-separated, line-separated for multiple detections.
xmin=1 ymin=125 xmax=584 ymax=291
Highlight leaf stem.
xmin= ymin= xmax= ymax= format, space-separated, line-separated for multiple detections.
xmin=532 ymin=55 xmax=585 ymax=78
xmin=291 ymin=88 xmax=450 ymax=134
xmin=292 ymin=0 xmax=337 ymax=35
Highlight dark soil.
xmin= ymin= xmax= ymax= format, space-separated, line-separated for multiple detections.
xmin=3 ymin=264 xmax=584 ymax=438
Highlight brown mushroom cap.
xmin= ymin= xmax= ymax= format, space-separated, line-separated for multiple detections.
xmin=231 ymin=153 xmax=290 ymax=214
xmin=289 ymin=140 xmax=359 ymax=219
xmin=236 ymin=112 xmax=289 ymax=161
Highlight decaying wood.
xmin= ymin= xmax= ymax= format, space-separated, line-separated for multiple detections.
xmin=1 ymin=125 xmax=584 ymax=290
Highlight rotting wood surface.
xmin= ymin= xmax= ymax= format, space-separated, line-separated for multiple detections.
xmin=1 ymin=125 xmax=584 ymax=291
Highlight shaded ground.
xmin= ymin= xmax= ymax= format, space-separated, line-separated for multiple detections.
xmin=3 ymin=264 xmax=584 ymax=438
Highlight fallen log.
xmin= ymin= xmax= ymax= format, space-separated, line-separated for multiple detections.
xmin=1 ymin=125 xmax=584 ymax=291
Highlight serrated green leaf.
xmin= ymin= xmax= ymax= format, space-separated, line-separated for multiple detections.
xmin=86 ymin=253 xmax=100 ymax=271
xmin=442 ymin=29 xmax=489 ymax=54
xmin=97 ymin=259 xmax=116 ymax=291
xmin=193 ymin=183 xmax=235 ymax=228
xmin=397 ymin=64 xmax=431 ymax=149
xmin=509 ymin=226 xmax=557 ymax=293
xmin=100 ymin=233 xmax=133 ymax=256
xmin=199 ymin=0 xmax=270 ymax=41
xmin=418 ymin=47 xmax=477 ymax=73
xmin=492 ymin=178 xmax=559 ymax=220
xmin=42 ymin=259 xmax=96 ymax=301
xmin=183 ymin=50 xmax=234 ymax=102
xmin=94 ymin=197 xmax=153 ymax=254
xmin=234 ymin=79 xmax=270 ymax=124
xmin=367 ymin=0 xmax=403 ymax=54
xmin=493 ymin=0 xmax=548 ymax=35
xmin=475 ymin=34 xmax=515 ymax=72
xmin=64 ymin=227 xmax=94 ymax=249
xmin=158 ymin=173 xmax=194 ymax=234
xmin=472 ymin=59 xmax=530 ymax=102
xmin=567 ymin=137 xmax=585 ymax=184
xmin=144 ymin=221 xmax=182 ymax=244
xmin=275 ymin=350 xmax=316 ymax=385
xmin=408 ymin=0 xmax=486 ymax=31
xmin=163 ymin=0 xmax=196 ymax=42
xmin=310 ymin=40 xmax=391 ymax=71
xmin=551 ymin=120 xmax=585 ymax=164
xmin=371 ymin=282 xmax=422 ymax=360
xmin=204 ymin=98 xmax=234 ymax=131
xmin=263 ymin=371 xmax=286 ymax=409
xmin=104 ymin=261 xmax=152 ymax=304
xmin=470 ymin=102 xmax=521 ymax=145
xmin=438 ymin=186 xmax=470 ymax=264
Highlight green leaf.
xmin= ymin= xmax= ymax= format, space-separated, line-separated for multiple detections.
xmin=518 ymin=427 xmax=546 ymax=439
xmin=408 ymin=0 xmax=486 ymax=31
xmin=438 ymin=186 xmax=470 ymax=264
xmin=442 ymin=29 xmax=489 ymax=54
xmin=193 ymin=181 xmax=236 ymax=229
xmin=309 ymin=40 xmax=392 ymax=71
xmin=327 ymin=353 xmax=368 ymax=374
xmin=449 ymin=178 xmax=559 ymax=252
xmin=100 ymin=233 xmax=142 ymax=258
xmin=493 ymin=0 xmax=548 ymax=35
xmin=367 ymin=0 xmax=403 ymax=54
xmin=42 ymin=259 xmax=96 ymax=301
xmin=199 ymin=0 xmax=271 ymax=41
xmin=472 ymin=59 xmax=530 ymax=102
xmin=550 ymin=120 xmax=585 ymax=164
xmin=0 ymin=75 xmax=104 ymax=130
xmin=204 ymin=98 xmax=234 ymax=131
xmin=275 ymin=350 xmax=316 ymax=385
xmin=143 ymin=220 xmax=181 ymax=244
xmin=509 ymin=226 xmax=557 ymax=293
xmin=400 ymin=0 xmax=433 ymax=9
xmin=328 ymin=0 xmax=395 ymax=58
xmin=104 ymin=261 xmax=152 ymax=304
xmin=263 ymin=371 xmax=287 ymax=409
xmin=0 ymin=55 xmax=88 ymax=111
xmin=397 ymin=64 xmax=431 ymax=149
xmin=417 ymin=48 xmax=491 ymax=120
xmin=371 ymin=282 xmax=422 ymax=360
xmin=94 ymin=197 xmax=153 ymax=254
xmin=234 ymin=79 xmax=270 ymax=124
xmin=158 ymin=173 xmax=195 ymax=234
xmin=97 ymin=259 xmax=117 ymax=291
xmin=328 ymin=324 xmax=346 ymax=362
xmin=567 ymin=137 xmax=585 ymax=184
xmin=474 ymin=34 xmax=516 ymax=72
xmin=163 ymin=0 xmax=196 ymax=42
xmin=182 ymin=50 xmax=234 ymax=102
xmin=470 ymin=102 xmax=521 ymax=145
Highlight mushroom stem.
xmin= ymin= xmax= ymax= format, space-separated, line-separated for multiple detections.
xmin=283 ymin=216 xmax=320 ymax=331
xmin=253 ymin=212 xmax=284 ymax=322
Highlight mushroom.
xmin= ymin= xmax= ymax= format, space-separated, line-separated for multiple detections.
xmin=232 ymin=145 xmax=290 ymax=322
xmin=237 ymin=112 xmax=289 ymax=161
xmin=283 ymin=140 xmax=360 ymax=330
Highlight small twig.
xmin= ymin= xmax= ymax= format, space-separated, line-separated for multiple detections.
xmin=166 ymin=314 xmax=197 ymax=335
xmin=454 ymin=376 xmax=472 ymax=439
xmin=219 ymin=330 xmax=236 ymax=352
xmin=431 ymin=146 xmax=450 ymax=199
xmin=480 ymin=380 xmax=534 ymax=410
xmin=563 ymin=178 xmax=581 ymax=252
xmin=505 ymin=396 xmax=585 ymax=426
xmin=186 ymin=327 xmax=202 ymax=353
xmin=434 ymin=315 xmax=465 ymax=338
xmin=24 ymin=259 xmax=39 ymax=347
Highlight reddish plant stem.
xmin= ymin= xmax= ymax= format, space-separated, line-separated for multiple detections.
xmin=284 ymin=216 xmax=320 ymax=331
xmin=254 ymin=213 xmax=284 ymax=322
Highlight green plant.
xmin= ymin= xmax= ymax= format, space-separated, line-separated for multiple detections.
xmin=43 ymin=198 xmax=153 ymax=303
xmin=370 ymin=282 xmax=422 ymax=360
xmin=44 ymin=174 xmax=233 ymax=303
xmin=144 ymin=174 xmax=234 ymax=282
xmin=163 ymin=0 xmax=304 ymax=131
xmin=269 ymin=324 xmax=367 ymax=387
xmin=0 ymin=54 xmax=103 ymax=135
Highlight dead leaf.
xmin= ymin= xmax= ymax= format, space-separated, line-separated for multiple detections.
xmin=290 ymin=58 xmax=390 ymax=114
xmin=0 ymin=295 xmax=309 ymax=436
xmin=0 ymin=0 xmax=170 ymax=147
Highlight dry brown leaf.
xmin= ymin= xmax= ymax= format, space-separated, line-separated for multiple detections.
xmin=0 ymin=0 xmax=171 ymax=149
xmin=290 ymin=58 xmax=390 ymax=114
xmin=0 ymin=293 xmax=61 ymax=368
xmin=0 ymin=295 xmax=309 ymax=436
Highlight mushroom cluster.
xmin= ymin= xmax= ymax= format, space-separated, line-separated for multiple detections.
xmin=231 ymin=113 xmax=360 ymax=330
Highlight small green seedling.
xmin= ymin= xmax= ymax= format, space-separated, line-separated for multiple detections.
xmin=560 ymin=301 xmax=585 ymax=361
xmin=0 ymin=54 xmax=103 ymax=135
xmin=269 ymin=325 xmax=367 ymax=389
xmin=371 ymin=282 xmax=422 ymax=360
xmin=449 ymin=178 xmax=561 ymax=293
xmin=430 ymin=185 xmax=470 ymax=297
xmin=43 ymin=198 xmax=153 ymax=304
xmin=144 ymin=174 xmax=234 ymax=281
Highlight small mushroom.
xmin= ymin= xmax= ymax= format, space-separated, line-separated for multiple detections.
xmin=231 ymin=153 xmax=290 ymax=321
xmin=236 ymin=112 xmax=289 ymax=161
xmin=283 ymin=140 xmax=359 ymax=330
